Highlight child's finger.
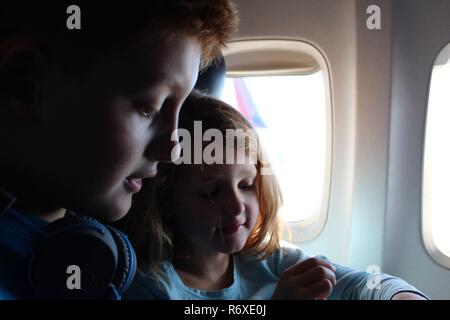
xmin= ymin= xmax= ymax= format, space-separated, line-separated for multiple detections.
xmin=292 ymin=264 xmax=337 ymax=287
xmin=283 ymin=257 xmax=336 ymax=278
xmin=302 ymin=279 xmax=334 ymax=300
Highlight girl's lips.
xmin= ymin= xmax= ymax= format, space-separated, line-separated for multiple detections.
xmin=219 ymin=223 xmax=244 ymax=234
xmin=124 ymin=177 xmax=143 ymax=193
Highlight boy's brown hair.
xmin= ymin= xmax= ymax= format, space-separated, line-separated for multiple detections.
xmin=0 ymin=1 xmax=238 ymax=72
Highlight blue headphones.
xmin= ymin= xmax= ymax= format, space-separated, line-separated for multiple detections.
xmin=29 ymin=212 xmax=137 ymax=299
xmin=0 ymin=196 xmax=137 ymax=300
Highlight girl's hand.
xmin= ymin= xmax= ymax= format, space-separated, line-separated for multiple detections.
xmin=272 ymin=257 xmax=337 ymax=300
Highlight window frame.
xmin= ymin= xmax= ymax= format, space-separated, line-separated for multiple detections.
xmin=222 ymin=39 xmax=333 ymax=242
xmin=422 ymin=41 xmax=450 ymax=269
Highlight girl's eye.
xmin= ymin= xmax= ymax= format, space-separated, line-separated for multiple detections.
xmin=199 ymin=188 xmax=218 ymax=198
xmin=239 ymin=183 xmax=255 ymax=191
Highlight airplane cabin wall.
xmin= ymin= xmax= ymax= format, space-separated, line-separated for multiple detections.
xmin=231 ymin=0 xmax=359 ymax=265
xmin=385 ymin=0 xmax=450 ymax=299
xmin=231 ymin=0 xmax=394 ymax=271
xmin=231 ymin=0 xmax=450 ymax=298
xmin=348 ymin=0 xmax=392 ymax=272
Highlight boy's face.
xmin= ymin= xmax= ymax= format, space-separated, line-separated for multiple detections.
xmin=171 ymin=160 xmax=260 ymax=255
xmin=31 ymin=35 xmax=201 ymax=221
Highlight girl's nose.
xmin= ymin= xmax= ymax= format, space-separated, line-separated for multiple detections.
xmin=225 ymin=188 xmax=245 ymax=217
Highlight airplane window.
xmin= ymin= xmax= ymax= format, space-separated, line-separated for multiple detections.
xmin=221 ymin=73 xmax=328 ymax=223
xmin=221 ymin=39 xmax=332 ymax=241
xmin=423 ymin=42 xmax=450 ymax=267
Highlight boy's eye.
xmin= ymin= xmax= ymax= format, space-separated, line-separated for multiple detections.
xmin=132 ymin=97 xmax=158 ymax=121
xmin=138 ymin=109 xmax=156 ymax=121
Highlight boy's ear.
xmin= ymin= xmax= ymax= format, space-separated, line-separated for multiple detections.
xmin=0 ymin=41 xmax=44 ymax=125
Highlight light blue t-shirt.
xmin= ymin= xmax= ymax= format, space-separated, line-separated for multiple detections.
xmin=132 ymin=245 xmax=428 ymax=300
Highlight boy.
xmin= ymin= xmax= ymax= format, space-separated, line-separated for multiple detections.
xmin=0 ymin=1 xmax=237 ymax=299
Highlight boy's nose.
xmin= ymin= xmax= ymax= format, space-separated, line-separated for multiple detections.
xmin=144 ymin=106 xmax=180 ymax=163
xmin=154 ymin=128 xmax=180 ymax=163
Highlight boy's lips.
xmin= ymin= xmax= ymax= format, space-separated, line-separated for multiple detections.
xmin=124 ymin=168 xmax=157 ymax=193
xmin=124 ymin=177 xmax=143 ymax=193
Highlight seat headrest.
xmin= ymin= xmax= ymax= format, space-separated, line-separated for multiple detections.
xmin=194 ymin=55 xmax=226 ymax=98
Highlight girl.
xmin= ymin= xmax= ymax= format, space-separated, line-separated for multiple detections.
xmin=125 ymin=91 xmax=427 ymax=300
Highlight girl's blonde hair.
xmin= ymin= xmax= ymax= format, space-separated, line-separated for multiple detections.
xmin=126 ymin=91 xmax=283 ymax=275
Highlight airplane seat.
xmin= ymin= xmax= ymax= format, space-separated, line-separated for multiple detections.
xmin=194 ymin=55 xmax=226 ymax=97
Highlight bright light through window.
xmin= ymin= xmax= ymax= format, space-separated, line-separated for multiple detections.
xmin=423 ymin=59 xmax=450 ymax=257
xmin=221 ymin=72 xmax=328 ymax=222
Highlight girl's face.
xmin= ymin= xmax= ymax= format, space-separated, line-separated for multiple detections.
xmin=171 ymin=161 xmax=260 ymax=255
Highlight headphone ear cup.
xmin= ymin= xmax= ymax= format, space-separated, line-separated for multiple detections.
xmin=107 ymin=226 xmax=137 ymax=295
xmin=29 ymin=216 xmax=119 ymax=299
